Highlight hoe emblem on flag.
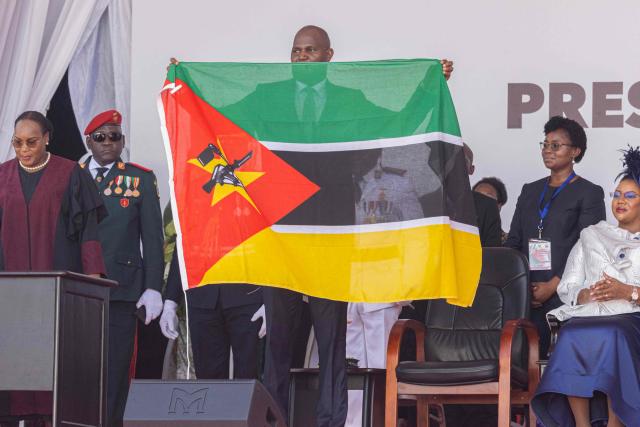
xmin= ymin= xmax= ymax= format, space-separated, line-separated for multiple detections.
xmin=188 ymin=140 xmax=264 ymax=210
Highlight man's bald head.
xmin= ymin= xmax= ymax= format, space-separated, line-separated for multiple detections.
xmin=295 ymin=25 xmax=331 ymax=47
xmin=291 ymin=25 xmax=334 ymax=62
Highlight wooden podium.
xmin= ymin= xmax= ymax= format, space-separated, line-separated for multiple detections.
xmin=0 ymin=272 xmax=115 ymax=426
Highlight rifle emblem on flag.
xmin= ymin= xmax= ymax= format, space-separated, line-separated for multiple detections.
xmin=197 ymin=143 xmax=253 ymax=193
xmin=187 ymin=139 xmax=264 ymax=209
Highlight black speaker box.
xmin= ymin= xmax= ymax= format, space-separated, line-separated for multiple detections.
xmin=123 ymin=379 xmax=287 ymax=426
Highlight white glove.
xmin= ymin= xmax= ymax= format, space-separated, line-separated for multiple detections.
xmin=159 ymin=299 xmax=179 ymax=340
xmin=136 ymin=289 xmax=163 ymax=325
xmin=250 ymin=304 xmax=266 ymax=338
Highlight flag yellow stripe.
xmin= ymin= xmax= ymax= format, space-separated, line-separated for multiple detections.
xmin=197 ymin=224 xmax=481 ymax=307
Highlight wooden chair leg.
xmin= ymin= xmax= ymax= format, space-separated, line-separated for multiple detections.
xmin=384 ymin=392 xmax=398 ymax=427
xmin=497 ymin=393 xmax=511 ymax=427
xmin=416 ymin=398 xmax=429 ymax=427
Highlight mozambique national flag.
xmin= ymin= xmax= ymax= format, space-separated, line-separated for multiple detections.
xmin=159 ymin=59 xmax=481 ymax=306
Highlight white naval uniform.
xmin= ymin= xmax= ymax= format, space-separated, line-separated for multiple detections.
xmin=346 ymin=164 xmax=422 ymax=427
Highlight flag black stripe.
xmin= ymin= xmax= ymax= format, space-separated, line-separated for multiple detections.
xmin=273 ymin=140 xmax=476 ymax=227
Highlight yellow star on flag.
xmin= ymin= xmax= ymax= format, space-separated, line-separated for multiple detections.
xmin=188 ymin=141 xmax=264 ymax=210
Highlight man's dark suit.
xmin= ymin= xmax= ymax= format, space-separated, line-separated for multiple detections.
xmin=81 ymin=158 xmax=164 ymax=426
xmin=220 ymin=69 xmax=441 ymax=426
xmin=165 ymin=252 xmax=263 ymax=379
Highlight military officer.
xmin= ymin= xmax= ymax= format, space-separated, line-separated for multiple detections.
xmin=81 ymin=110 xmax=164 ymax=427
xmin=348 ymin=148 xmax=423 ymax=427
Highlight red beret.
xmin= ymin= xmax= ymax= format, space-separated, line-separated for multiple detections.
xmin=84 ymin=110 xmax=122 ymax=135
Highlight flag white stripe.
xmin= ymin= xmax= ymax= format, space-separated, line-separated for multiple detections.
xmin=270 ymin=217 xmax=478 ymax=235
xmin=260 ymin=132 xmax=462 ymax=152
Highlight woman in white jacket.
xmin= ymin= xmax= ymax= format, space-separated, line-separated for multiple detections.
xmin=532 ymin=147 xmax=640 ymax=427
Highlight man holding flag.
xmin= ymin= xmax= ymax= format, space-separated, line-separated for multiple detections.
xmin=161 ymin=26 xmax=474 ymax=427
xmin=229 ymin=25 xmax=456 ymax=425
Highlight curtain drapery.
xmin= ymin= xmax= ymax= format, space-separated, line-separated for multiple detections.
xmin=0 ymin=0 xmax=131 ymax=161
xmin=69 ymin=0 xmax=131 ymax=147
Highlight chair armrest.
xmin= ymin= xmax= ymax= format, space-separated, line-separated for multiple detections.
xmin=386 ymin=319 xmax=426 ymax=371
xmin=546 ymin=314 xmax=561 ymax=357
xmin=498 ymin=319 xmax=540 ymax=392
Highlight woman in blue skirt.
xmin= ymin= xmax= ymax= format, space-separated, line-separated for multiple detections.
xmin=532 ymin=147 xmax=640 ymax=427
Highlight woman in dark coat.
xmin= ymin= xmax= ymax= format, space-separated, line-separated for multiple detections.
xmin=505 ymin=116 xmax=605 ymax=356
xmin=1 ymin=111 xmax=106 ymax=423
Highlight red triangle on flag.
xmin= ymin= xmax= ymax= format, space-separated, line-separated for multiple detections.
xmin=162 ymin=80 xmax=319 ymax=285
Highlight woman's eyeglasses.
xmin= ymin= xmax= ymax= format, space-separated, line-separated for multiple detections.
xmin=11 ymin=138 xmax=42 ymax=149
xmin=539 ymin=142 xmax=574 ymax=151
xmin=91 ymin=131 xmax=123 ymax=143
xmin=611 ymin=191 xmax=640 ymax=200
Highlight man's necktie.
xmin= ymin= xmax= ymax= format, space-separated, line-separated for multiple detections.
xmin=302 ymin=86 xmax=317 ymax=122
xmin=95 ymin=167 xmax=108 ymax=183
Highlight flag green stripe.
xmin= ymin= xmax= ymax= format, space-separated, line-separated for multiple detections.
xmin=168 ymin=59 xmax=461 ymax=143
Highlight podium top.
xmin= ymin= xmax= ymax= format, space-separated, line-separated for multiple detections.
xmin=0 ymin=271 xmax=117 ymax=287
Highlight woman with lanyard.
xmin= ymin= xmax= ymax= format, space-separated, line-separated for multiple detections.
xmin=505 ymin=116 xmax=605 ymax=357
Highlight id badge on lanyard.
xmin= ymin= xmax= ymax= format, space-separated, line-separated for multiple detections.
xmin=529 ymin=238 xmax=552 ymax=270
xmin=528 ymin=172 xmax=575 ymax=271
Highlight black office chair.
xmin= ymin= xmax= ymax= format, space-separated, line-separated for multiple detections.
xmin=385 ymin=247 xmax=540 ymax=427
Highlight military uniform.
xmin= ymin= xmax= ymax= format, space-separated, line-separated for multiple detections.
xmin=80 ymin=156 xmax=164 ymax=425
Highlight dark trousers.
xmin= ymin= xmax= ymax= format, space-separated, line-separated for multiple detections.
xmin=107 ymin=301 xmax=137 ymax=427
xmin=188 ymin=303 xmax=261 ymax=379
xmin=532 ymin=293 xmax=562 ymax=358
xmin=134 ymin=318 xmax=167 ymax=379
xmin=264 ymin=288 xmax=347 ymax=427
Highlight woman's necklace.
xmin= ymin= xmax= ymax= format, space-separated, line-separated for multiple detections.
xmin=19 ymin=152 xmax=51 ymax=173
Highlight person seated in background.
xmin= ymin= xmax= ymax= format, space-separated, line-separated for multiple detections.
xmin=472 ymin=176 xmax=508 ymax=243
xmin=532 ymin=146 xmax=640 ymax=427
xmin=462 ymin=144 xmax=502 ymax=247
xmin=504 ymin=116 xmax=605 ymax=357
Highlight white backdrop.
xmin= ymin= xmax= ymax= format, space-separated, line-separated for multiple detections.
xmin=131 ymin=0 xmax=640 ymax=226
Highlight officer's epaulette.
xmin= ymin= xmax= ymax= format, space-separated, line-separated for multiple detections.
xmin=382 ymin=166 xmax=407 ymax=176
xmin=127 ymin=162 xmax=152 ymax=172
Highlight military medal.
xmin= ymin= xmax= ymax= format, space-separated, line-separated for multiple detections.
xmin=103 ymin=180 xmax=114 ymax=196
xmin=114 ymin=175 xmax=124 ymax=194
xmin=124 ymin=176 xmax=133 ymax=197
xmin=120 ymin=198 xmax=129 ymax=208
xmin=132 ymin=177 xmax=141 ymax=197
